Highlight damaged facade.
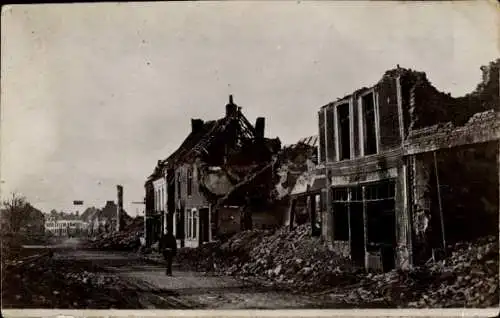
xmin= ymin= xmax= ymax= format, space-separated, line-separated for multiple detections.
xmin=281 ymin=136 xmax=326 ymax=236
xmin=145 ymin=96 xmax=281 ymax=248
xmin=307 ymin=59 xmax=500 ymax=272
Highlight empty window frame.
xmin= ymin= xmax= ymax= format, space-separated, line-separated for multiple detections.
xmin=185 ymin=209 xmax=199 ymax=239
xmin=337 ymin=103 xmax=351 ymax=160
xmin=361 ymin=92 xmax=378 ymax=155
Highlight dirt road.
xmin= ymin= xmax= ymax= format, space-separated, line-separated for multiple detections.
xmin=53 ymin=249 xmax=330 ymax=309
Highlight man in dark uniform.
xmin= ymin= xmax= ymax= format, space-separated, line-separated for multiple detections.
xmin=240 ymin=193 xmax=253 ymax=231
xmin=160 ymin=230 xmax=177 ymax=276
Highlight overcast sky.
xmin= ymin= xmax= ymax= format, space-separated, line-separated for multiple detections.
xmin=1 ymin=1 xmax=498 ymax=216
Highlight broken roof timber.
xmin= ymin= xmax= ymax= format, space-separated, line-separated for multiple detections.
xmin=212 ymin=156 xmax=278 ymax=211
xmin=151 ymin=100 xmax=274 ymax=175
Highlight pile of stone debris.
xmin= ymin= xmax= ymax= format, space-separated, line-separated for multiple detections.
xmin=87 ymin=218 xmax=144 ymax=251
xmin=176 ymin=229 xmax=274 ymax=272
xmin=221 ymin=225 xmax=356 ymax=290
xmin=87 ymin=231 xmax=141 ymax=251
xmin=176 ymin=224 xmax=358 ymax=289
xmin=177 ymin=224 xmax=499 ymax=308
xmin=410 ymin=235 xmax=498 ymax=307
xmin=1 ymin=254 xmax=141 ymax=309
xmin=333 ymin=235 xmax=499 ymax=308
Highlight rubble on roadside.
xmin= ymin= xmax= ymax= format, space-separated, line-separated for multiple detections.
xmin=222 ymin=225 xmax=357 ymax=292
xmin=175 ymin=224 xmax=358 ymax=290
xmin=87 ymin=231 xmax=141 ymax=250
xmin=332 ymin=235 xmax=499 ymax=308
xmin=86 ymin=217 xmax=144 ymax=251
xmin=1 ymin=254 xmax=142 ymax=309
xmin=175 ymin=224 xmax=499 ymax=308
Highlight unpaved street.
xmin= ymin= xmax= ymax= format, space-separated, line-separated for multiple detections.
xmin=52 ymin=249 xmax=335 ymax=309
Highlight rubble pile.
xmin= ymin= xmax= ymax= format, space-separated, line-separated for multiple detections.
xmin=223 ymin=225 xmax=356 ymax=291
xmin=1 ymin=254 xmax=141 ymax=309
xmin=409 ymin=235 xmax=499 ymax=308
xmin=125 ymin=217 xmax=145 ymax=231
xmin=87 ymin=230 xmax=142 ymax=251
xmin=175 ymin=242 xmax=222 ymax=272
xmin=176 ymin=224 xmax=356 ymax=291
xmin=176 ymin=224 xmax=498 ymax=308
xmin=86 ymin=218 xmax=144 ymax=251
xmin=336 ymin=235 xmax=499 ymax=308
xmin=62 ymin=270 xmax=121 ymax=288
xmin=175 ymin=229 xmax=272 ymax=272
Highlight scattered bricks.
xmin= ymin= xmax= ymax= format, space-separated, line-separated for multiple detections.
xmin=175 ymin=223 xmax=498 ymax=308
xmin=85 ymin=218 xmax=144 ymax=251
xmin=2 ymin=254 xmax=140 ymax=309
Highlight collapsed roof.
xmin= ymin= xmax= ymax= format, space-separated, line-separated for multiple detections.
xmin=147 ymin=95 xmax=281 ymax=182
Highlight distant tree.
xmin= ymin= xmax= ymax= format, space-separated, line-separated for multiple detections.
xmin=1 ymin=192 xmax=30 ymax=234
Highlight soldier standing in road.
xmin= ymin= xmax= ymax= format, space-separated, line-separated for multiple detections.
xmin=160 ymin=230 xmax=177 ymax=276
xmin=240 ymin=194 xmax=253 ymax=231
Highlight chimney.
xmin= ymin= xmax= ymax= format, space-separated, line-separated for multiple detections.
xmin=191 ymin=118 xmax=204 ymax=133
xmin=480 ymin=65 xmax=491 ymax=85
xmin=255 ymin=117 xmax=265 ymax=139
xmin=225 ymin=94 xmax=237 ymax=117
xmin=116 ymin=185 xmax=123 ymax=232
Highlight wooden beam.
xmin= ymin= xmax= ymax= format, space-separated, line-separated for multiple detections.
xmin=213 ymin=156 xmax=277 ymax=211
xmin=433 ymin=151 xmax=446 ymax=253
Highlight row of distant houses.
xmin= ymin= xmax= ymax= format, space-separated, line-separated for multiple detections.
xmin=44 ymin=215 xmax=88 ymax=237
xmin=44 ymin=200 xmax=126 ymax=237
xmin=144 ymin=59 xmax=500 ymax=272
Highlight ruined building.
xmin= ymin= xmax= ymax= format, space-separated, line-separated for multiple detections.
xmin=144 ymin=96 xmax=281 ymax=248
xmin=308 ymin=59 xmax=499 ymax=271
xmin=276 ymin=136 xmax=325 ymax=235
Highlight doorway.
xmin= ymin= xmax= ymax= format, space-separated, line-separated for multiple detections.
xmin=350 ymin=203 xmax=365 ymax=267
xmin=199 ymin=207 xmax=210 ymax=245
xmin=365 ymin=180 xmax=396 ymax=271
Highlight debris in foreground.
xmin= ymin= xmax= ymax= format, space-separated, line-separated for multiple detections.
xmin=1 ymin=253 xmax=142 ymax=309
xmin=175 ymin=224 xmax=499 ymax=308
